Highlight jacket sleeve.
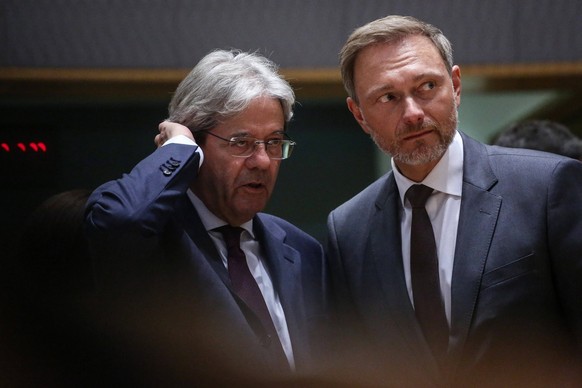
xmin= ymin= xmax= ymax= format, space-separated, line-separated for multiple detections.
xmin=84 ymin=143 xmax=202 ymax=291
xmin=86 ymin=143 xmax=201 ymax=235
xmin=547 ymin=158 xmax=582 ymax=352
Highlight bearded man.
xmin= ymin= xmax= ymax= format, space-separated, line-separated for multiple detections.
xmin=325 ymin=15 xmax=582 ymax=387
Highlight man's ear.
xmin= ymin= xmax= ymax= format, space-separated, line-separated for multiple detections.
xmin=451 ymin=65 xmax=462 ymax=107
xmin=347 ymin=97 xmax=371 ymax=135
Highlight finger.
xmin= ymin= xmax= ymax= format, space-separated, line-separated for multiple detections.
xmin=154 ymin=134 xmax=164 ymax=147
xmin=158 ymin=121 xmax=167 ymax=132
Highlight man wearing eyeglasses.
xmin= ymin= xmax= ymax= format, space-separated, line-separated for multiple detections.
xmin=85 ymin=49 xmax=328 ymax=383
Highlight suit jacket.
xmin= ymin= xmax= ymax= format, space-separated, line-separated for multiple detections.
xmin=326 ymin=132 xmax=582 ymax=387
xmin=85 ymin=143 xmax=328 ymax=382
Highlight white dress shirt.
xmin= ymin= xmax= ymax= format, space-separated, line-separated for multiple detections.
xmin=391 ymin=131 xmax=464 ymax=325
xmin=186 ymin=190 xmax=295 ymax=369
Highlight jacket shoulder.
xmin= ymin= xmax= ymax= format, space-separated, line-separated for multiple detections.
xmin=257 ymin=213 xmax=321 ymax=247
xmin=330 ymin=173 xmax=394 ymax=221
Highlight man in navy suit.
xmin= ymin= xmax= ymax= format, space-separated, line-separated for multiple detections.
xmin=85 ymin=49 xmax=327 ymax=384
xmin=326 ymin=15 xmax=582 ymax=387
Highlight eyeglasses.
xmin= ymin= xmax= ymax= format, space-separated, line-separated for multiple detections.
xmin=199 ymin=130 xmax=296 ymax=160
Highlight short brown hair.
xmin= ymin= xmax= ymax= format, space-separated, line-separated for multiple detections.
xmin=340 ymin=15 xmax=454 ymax=102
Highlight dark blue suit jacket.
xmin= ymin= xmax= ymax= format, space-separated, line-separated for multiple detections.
xmin=85 ymin=143 xmax=328 ymax=378
xmin=327 ymin=132 xmax=582 ymax=387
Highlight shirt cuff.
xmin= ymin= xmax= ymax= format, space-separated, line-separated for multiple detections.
xmin=162 ymin=135 xmax=204 ymax=168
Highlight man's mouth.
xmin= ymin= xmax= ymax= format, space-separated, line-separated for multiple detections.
xmin=402 ymin=128 xmax=433 ymax=141
xmin=245 ymin=182 xmax=263 ymax=189
xmin=239 ymin=181 xmax=266 ymax=190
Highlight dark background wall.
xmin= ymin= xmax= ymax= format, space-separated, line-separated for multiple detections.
xmin=0 ymin=98 xmax=374 ymax=258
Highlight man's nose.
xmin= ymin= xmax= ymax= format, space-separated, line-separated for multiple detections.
xmin=245 ymin=142 xmax=271 ymax=168
xmin=402 ymin=97 xmax=424 ymax=125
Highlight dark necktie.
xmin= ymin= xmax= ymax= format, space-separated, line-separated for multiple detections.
xmin=216 ymin=225 xmax=288 ymax=368
xmin=406 ymin=184 xmax=449 ymax=362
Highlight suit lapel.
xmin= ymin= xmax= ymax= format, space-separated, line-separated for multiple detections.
xmin=449 ymin=134 xmax=501 ymax=365
xmin=178 ymin=196 xmax=230 ymax=285
xmin=179 ymin=200 xmax=303 ymax=339
xmin=369 ymin=174 xmax=442 ymax=378
xmin=370 ymin=175 xmax=415 ymax=323
xmin=171 ymin=197 xmax=282 ymax=368
xmin=178 ymin=197 xmax=286 ymax=362
xmin=253 ymin=216 xmax=306 ymax=358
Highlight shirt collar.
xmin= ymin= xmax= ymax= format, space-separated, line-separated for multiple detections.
xmin=187 ymin=190 xmax=255 ymax=238
xmin=392 ymin=130 xmax=464 ymax=206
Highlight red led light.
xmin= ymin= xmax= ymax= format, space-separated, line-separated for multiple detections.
xmin=0 ymin=141 xmax=48 ymax=153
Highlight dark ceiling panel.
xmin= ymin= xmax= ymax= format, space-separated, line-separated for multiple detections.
xmin=1 ymin=0 xmax=581 ymax=69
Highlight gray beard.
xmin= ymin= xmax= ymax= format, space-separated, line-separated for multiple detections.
xmin=375 ymin=109 xmax=458 ymax=165
xmin=392 ymin=135 xmax=452 ymax=165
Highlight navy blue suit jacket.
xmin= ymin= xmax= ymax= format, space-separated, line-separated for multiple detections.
xmin=85 ymin=143 xmax=328 ymax=377
xmin=327 ymin=132 xmax=582 ymax=387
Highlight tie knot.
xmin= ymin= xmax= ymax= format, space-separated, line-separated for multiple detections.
xmin=406 ymin=184 xmax=433 ymax=208
xmin=215 ymin=225 xmax=244 ymax=250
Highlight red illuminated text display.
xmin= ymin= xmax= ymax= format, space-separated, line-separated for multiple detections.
xmin=1 ymin=142 xmax=47 ymax=152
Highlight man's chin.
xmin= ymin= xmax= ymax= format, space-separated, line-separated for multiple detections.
xmin=393 ymin=143 xmax=447 ymax=166
xmin=235 ymin=200 xmax=268 ymax=220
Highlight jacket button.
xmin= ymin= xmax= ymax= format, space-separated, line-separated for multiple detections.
xmin=160 ymin=166 xmax=172 ymax=176
xmin=163 ymin=163 xmax=177 ymax=171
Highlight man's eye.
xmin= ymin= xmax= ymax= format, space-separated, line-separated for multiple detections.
xmin=422 ymin=81 xmax=436 ymax=90
xmin=266 ymin=139 xmax=283 ymax=146
xmin=231 ymin=138 xmax=251 ymax=148
xmin=379 ymin=94 xmax=395 ymax=103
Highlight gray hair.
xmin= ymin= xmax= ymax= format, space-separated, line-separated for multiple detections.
xmin=168 ymin=49 xmax=295 ymax=134
xmin=340 ymin=15 xmax=454 ymax=102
